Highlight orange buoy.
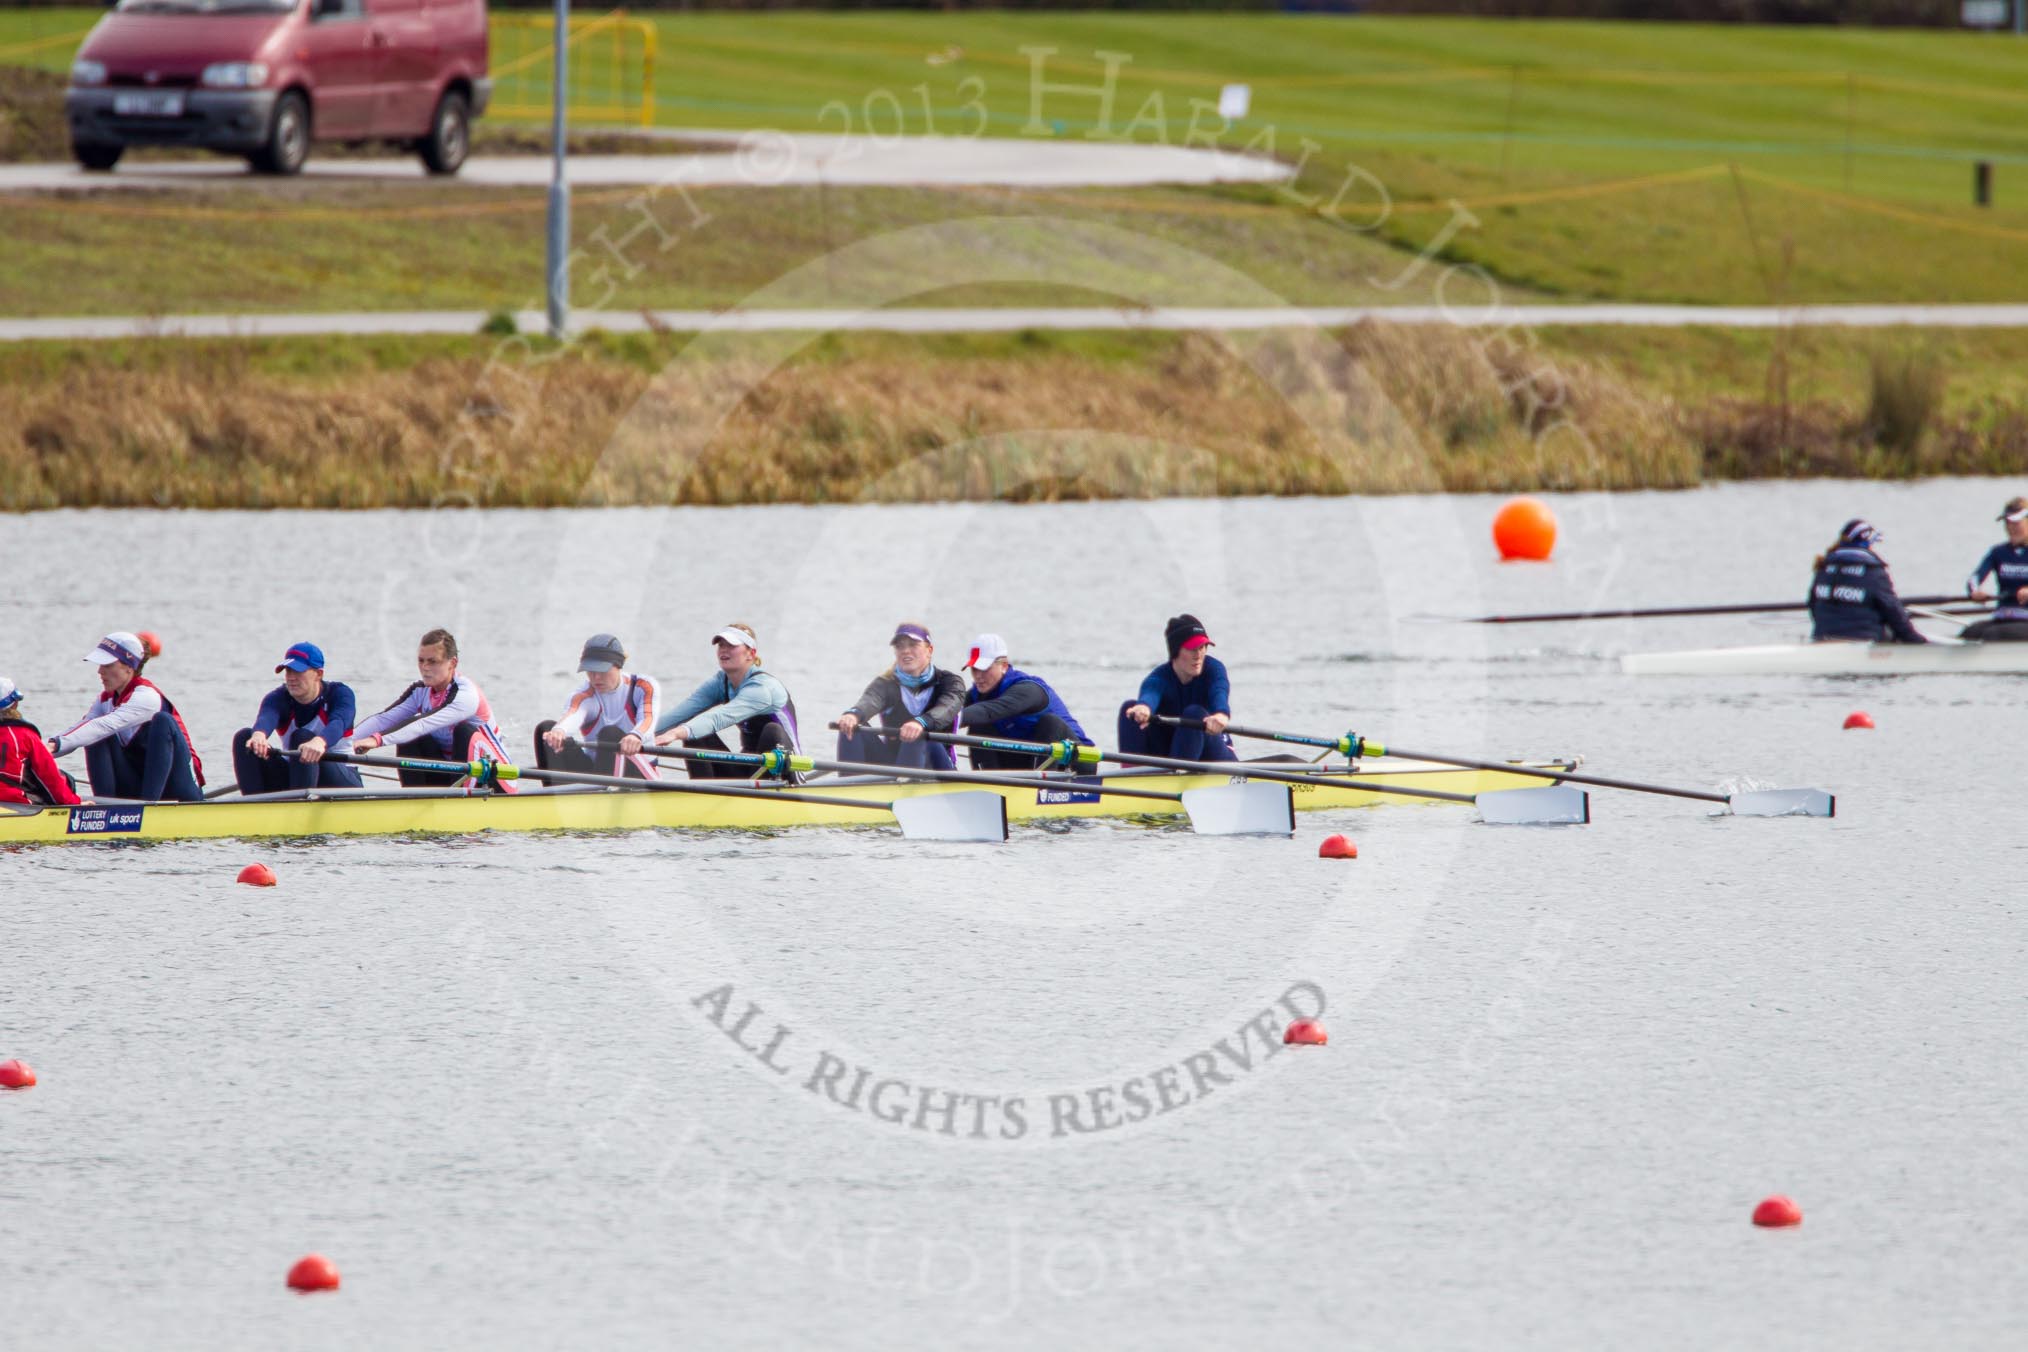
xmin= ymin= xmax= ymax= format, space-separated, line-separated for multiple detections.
xmin=1317 ymin=834 xmax=1358 ymax=859
xmin=1752 ymin=1195 xmax=1802 ymax=1228
xmin=286 ymin=1254 xmax=341 ymax=1292
xmin=1284 ymin=1019 xmax=1328 ymax=1046
xmin=1843 ymin=711 xmax=1874 ymax=730
xmin=236 ymin=862 xmax=277 ymax=887
xmin=0 ymin=1059 xmax=35 ymax=1090
xmin=137 ymin=631 xmax=163 ymax=658
xmin=1493 ymin=496 xmax=1557 ymax=561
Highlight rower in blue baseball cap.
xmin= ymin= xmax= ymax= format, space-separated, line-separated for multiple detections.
xmin=1808 ymin=519 xmax=1928 ymax=645
xmin=232 ymin=640 xmax=365 ymax=794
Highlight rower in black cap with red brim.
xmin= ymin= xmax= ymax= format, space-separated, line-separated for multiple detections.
xmin=1118 ymin=614 xmax=1238 ymax=762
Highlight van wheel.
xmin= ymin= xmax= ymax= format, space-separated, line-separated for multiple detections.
xmin=419 ymin=90 xmax=469 ymax=176
xmin=250 ymin=92 xmax=310 ymax=176
xmin=74 ymin=143 xmax=123 ymax=172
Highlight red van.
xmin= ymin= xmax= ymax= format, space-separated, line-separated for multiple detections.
xmin=65 ymin=0 xmax=490 ymax=176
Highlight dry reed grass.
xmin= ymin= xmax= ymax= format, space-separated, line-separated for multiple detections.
xmin=2 ymin=323 xmax=2000 ymax=511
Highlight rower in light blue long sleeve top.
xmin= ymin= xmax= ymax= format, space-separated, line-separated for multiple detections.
xmin=655 ymin=667 xmax=795 ymax=743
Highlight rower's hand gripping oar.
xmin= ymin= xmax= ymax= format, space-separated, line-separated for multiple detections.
xmin=285 ymin=748 xmax=1009 ymax=842
xmin=860 ymin=726 xmax=1586 ymax=826
xmin=1170 ymin=719 xmax=1832 ymax=818
xmin=653 ymin=733 xmax=1298 ymax=838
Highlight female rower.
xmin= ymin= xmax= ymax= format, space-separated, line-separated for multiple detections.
xmin=49 ymin=631 xmax=205 ymax=802
xmin=233 ymin=641 xmax=363 ymax=795
xmin=654 ymin=623 xmax=801 ymax=780
xmin=0 ymin=677 xmax=81 ymax=807
xmin=1808 ymin=520 xmax=1927 ymax=645
xmin=352 ymin=628 xmax=515 ymax=789
xmin=1118 ymin=613 xmax=1237 ymax=763
xmin=1962 ymin=495 xmax=2028 ymax=642
xmin=537 ymin=632 xmax=661 ymax=779
xmin=835 ymin=622 xmax=966 ymax=772
xmin=957 ymin=633 xmax=1092 ymax=772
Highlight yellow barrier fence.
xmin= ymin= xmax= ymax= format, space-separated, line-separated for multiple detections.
xmin=489 ymin=8 xmax=658 ymax=130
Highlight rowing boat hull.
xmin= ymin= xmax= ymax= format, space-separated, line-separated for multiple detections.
xmin=1620 ymin=641 xmax=2028 ymax=676
xmin=0 ymin=760 xmax=1571 ymax=846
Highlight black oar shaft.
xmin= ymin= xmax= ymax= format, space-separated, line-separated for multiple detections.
xmin=628 ymin=742 xmax=1186 ymax=803
xmin=293 ymin=748 xmax=897 ymax=813
xmin=1366 ymin=744 xmax=1727 ymax=805
xmin=858 ymin=725 xmax=1476 ymax=804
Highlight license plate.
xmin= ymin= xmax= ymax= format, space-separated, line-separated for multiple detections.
xmin=112 ymin=91 xmax=184 ymax=118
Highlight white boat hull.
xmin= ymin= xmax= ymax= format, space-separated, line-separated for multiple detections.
xmin=1621 ymin=640 xmax=2028 ymax=676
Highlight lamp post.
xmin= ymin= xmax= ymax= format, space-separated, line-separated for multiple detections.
xmin=545 ymin=0 xmax=570 ymax=340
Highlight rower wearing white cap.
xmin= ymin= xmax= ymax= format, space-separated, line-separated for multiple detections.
xmin=49 ymin=630 xmax=206 ymax=801
xmin=653 ymin=622 xmax=801 ymax=779
xmin=1963 ymin=495 xmax=2028 ymax=642
xmin=0 ymin=678 xmax=82 ymax=807
xmin=537 ymin=632 xmax=661 ymax=778
xmin=957 ymin=633 xmax=1091 ymax=772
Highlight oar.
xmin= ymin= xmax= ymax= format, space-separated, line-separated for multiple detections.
xmin=1424 ymin=596 xmax=1979 ymax=624
xmin=281 ymin=748 xmax=1007 ymax=842
xmin=643 ymin=737 xmax=1294 ymax=837
xmin=855 ymin=726 xmax=1587 ymax=825
xmin=1176 ymin=719 xmax=1832 ymax=819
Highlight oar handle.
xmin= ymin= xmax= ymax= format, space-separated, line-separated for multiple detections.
xmin=830 ymin=721 xmax=1099 ymax=770
xmin=285 ymin=746 xmax=518 ymax=783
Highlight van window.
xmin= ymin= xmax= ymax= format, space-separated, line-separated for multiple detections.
xmin=115 ymin=0 xmax=299 ymax=12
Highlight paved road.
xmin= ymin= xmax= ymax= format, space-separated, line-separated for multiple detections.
xmin=0 ymin=132 xmax=1292 ymax=193
xmin=9 ymin=303 xmax=2028 ymax=343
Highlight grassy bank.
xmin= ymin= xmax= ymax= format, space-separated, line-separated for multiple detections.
xmin=4 ymin=324 xmax=2024 ymax=510
xmin=8 ymin=12 xmax=2028 ymax=306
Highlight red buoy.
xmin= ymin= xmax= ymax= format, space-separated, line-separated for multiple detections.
xmin=1317 ymin=834 xmax=1358 ymax=859
xmin=1284 ymin=1019 xmax=1328 ymax=1046
xmin=0 ymin=1059 xmax=35 ymax=1090
xmin=137 ymin=631 xmax=163 ymax=659
xmin=1752 ymin=1195 xmax=1803 ymax=1228
xmin=1843 ymin=711 xmax=1874 ymax=730
xmin=236 ymin=863 xmax=277 ymax=887
xmin=1493 ymin=496 xmax=1557 ymax=561
xmin=286 ymin=1254 xmax=341 ymax=1291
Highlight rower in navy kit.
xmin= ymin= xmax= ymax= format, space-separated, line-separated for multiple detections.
xmin=232 ymin=640 xmax=364 ymax=794
xmin=49 ymin=631 xmax=205 ymax=802
xmin=654 ymin=623 xmax=801 ymax=779
xmin=537 ymin=632 xmax=661 ymax=779
xmin=1962 ymin=495 xmax=2028 ymax=642
xmin=1808 ymin=520 xmax=1928 ymax=645
xmin=835 ymin=622 xmax=966 ymax=772
xmin=1118 ymin=613 xmax=1237 ymax=763
xmin=351 ymin=628 xmax=516 ymax=789
xmin=957 ymin=633 xmax=1092 ymax=772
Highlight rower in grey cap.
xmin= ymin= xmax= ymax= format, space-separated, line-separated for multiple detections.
xmin=536 ymin=633 xmax=662 ymax=778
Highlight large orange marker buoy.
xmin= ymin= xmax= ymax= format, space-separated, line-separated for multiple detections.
xmin=1493 ymin=497 xmax=1557 ymax=561
xmin=236 ymin=863 xmax=277 ymax=887
xmin=1843 ymin=711 xmax=1875 ymax=731
xmin=0 ymin=1059 xmax=35 ymax=1089
xmin=1752 ymin=1195 xmax=1802 ymax=1228
xmin=1284 ymin=1019 xmax=1328 ymax=1046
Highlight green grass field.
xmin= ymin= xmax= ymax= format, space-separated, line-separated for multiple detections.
xmin=7 ymin=9 xmax=2028 ymax=308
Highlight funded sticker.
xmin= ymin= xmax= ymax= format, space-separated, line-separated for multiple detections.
xmin=65 ymin=806 xmax=145 ymax=835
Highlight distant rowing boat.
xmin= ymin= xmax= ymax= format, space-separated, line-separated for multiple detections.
xmin=0 ymin=758 xmax=1574 ymax=846
xmin=1620 ymin=640 xmax=2028 ymax=676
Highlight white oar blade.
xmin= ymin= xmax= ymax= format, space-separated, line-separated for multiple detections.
xmin=1727 ymin=788 xmax=1835 ymax=818
xmin=891 ymin=790 xmax=1008 ymax=842
xmin=1180 ymin=783 xmax=1295 ymax=837
xmin=1476 ymin=785 xmax=1590 ymax=825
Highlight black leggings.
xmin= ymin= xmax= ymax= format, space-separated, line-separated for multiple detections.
xmin=533 ymin=721 xmax=652 ymax=779
xmin=685 ymin=723 xmax=795 ymax=779
xmin=969 ymin=714 xmax=1088 ymax=772
xmin=1961 ymin=619 xmax=2028 ymax=642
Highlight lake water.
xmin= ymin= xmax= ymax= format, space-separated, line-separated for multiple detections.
xmin=2 ymin=479 xmax=2024 ymax=1350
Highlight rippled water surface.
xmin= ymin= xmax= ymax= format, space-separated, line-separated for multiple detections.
xmin=3 ymin=481 xmax=2024 ymax=1350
